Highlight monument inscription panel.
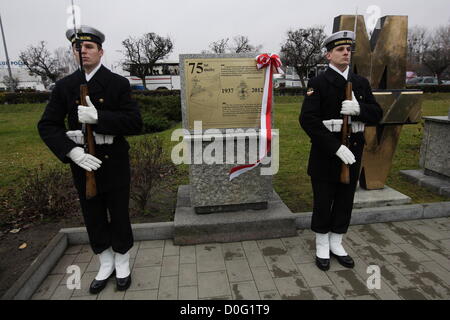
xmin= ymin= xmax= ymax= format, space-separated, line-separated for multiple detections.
xmin=184 ymin=57 xmax=265 ymax=129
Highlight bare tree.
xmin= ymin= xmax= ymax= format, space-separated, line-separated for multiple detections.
xmin=407 ymin=26 xmax=429 ymax=74
xmin=208 ymin=35 xmax=262 ymax=54
xmin=19 ymin=41 xmax=64 ymax=89
xmin=122 ymin=33 xmax=173 ymax=89
xmin=230 ymin=35 xmax=262 ymax=53
xmin=280 ymin=27 xmax=327 ymax=87
xmin=54 ymin=47 xmax=78 ymax=75
xmin=209 ymin=38 xmax=229 ymax=54
xmin=2 ymin=75 xmax=19 ymax=91
xmin=422 ymin=24 xmax=450 ymax=84
xmin=122 ymin=36 xmax=147 ymax=86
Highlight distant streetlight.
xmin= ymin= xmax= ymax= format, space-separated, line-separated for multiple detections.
xmin=0 ymin=12 xmax=15 ymax=92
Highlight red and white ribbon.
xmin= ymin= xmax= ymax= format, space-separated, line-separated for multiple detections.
xmin=229 ymin=53 xmax=283 ymax=180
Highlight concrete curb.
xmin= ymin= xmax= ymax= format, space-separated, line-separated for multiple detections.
xmin=59 ymin=227 xmax=89 ymax=245
xmin=294 ymin=202 xmax=450 ymax=229
xmin=423 ymin=201 xmax=450 ymax=218
xmin=3 ymin=201 xmax=450 ymax=300
xmin=132 ymin=222 xmax=174 ymax=241
xmin=60 ymin=222 xmax=174 ymax=245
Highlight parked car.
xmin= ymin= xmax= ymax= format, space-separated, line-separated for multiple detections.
xmin=419 ymin=77 xmax=439 ymax=85
xmin=407 ymin=77 xmax=442 ymax=85
xmin=406 ymin=77 xmax=421 ymax=84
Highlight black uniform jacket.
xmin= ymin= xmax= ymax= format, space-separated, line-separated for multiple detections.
xmin=299 ymin=67 xmax=382 ymax=182
xmin=38 ymin=65 xmax=143 ymax=194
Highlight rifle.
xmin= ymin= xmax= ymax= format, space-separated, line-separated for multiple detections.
xmin=340 ymin=83 xmax=352 ymax=184
xmin=339 ymin=10 xmax=358 ymax=185
xmin=71 ymin=0 xmax=97 ymax=199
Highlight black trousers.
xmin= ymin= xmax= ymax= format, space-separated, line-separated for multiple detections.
xmin=310 ymin=178 xmax=358 ymax=234
xmin=78 ymin=186 xmax=134 ymax=255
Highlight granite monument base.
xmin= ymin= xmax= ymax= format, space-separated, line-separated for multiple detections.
xmin=186 ymin=131 xmax=274 ymax=214
xmin=419 ymin=116 xmax=450 ymax=178
xmin=400 ymin=169 xmax=450 ymax=197
xmin=401 ymin=115 xmax=450 ymax=197
xmin=174 ymin=185 xmax=296 ymax=245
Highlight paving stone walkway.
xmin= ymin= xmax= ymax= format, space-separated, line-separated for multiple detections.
xmin=31 ymin=217 xmax=450 ymax=300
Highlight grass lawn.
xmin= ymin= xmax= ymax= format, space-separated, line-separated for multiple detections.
xmin=0 ymin=104 xmax=63 ymax=189
xmin=1 ymin=93 xmax=449 ymax=218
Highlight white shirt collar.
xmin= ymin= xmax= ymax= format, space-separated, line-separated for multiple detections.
xmin=329 ymin=64 xmax=349 ymax=80
xmin=85 ymin=63 xmax=102 ymax=82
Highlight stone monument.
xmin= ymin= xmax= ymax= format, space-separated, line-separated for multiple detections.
xmin=400 ymin=109 xmax=450 ymax=197
xmin=173 ymin=53 xmax=296 ymax=245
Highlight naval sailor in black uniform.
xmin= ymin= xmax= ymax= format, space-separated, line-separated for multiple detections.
xmin=299 ymin=30 xmax=383 ymax=271
xmin=38 ymin=25 xmax=142 ymax=293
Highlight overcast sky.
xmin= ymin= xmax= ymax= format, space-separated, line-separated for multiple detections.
xmin=1 ymin=0 xmax=449 ymax=72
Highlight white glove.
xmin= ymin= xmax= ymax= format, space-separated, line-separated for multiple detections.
xmin=93 ymin=132 xmax=115 ymax=145
xmin=78 ymin=96 xmax=98 ymax=124
xmin=322 ymin=119 xmax=343 ymax=132
xmin=351 ymin=121 xmax=365 ymax=133
xmin=335 ymin=145 xmax=356 ymax=165
xmin=341 ymin=91 xmax=360 ymax=116
xmin=67 ymin=147 xmax=102 ymax=171
xmin=66 ymin=130 xmax=84 ymax=144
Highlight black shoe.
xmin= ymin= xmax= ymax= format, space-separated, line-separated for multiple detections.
xmin=116 ymin=274 xmax=132 ymax=291
xmin=89 ymin=270 xmax=115 ymax=294
xmin=315 ymin=256 xmax=330 ymax=271
xmin=330 ymin=251 xmax=355 ymax=268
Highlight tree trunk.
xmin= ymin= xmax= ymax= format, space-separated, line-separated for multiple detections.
xmin=299 ymin=71 xmax=307 ymax=88
xmin=141 ymin=76 xmax=148 ymax=90
xmin=300 ymin=77 xmax=306 ymax=88
xmin=41 ymin=76 xmax=50 ymax=89
xmin=436 ymin=71 xmax=445 ymax=85
xmin=295 ymin=67 xmax=308 ymax=88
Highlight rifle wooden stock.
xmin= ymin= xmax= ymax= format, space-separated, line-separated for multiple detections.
xmin=80 ymin=84 xmax=97 ymax=199
xmin=340 ymin=82 xmax=352 ymax=184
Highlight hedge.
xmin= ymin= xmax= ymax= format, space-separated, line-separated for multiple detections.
xmin=0 ymin=89 xmax=181 ymax=105
xmin=0 ymin=92 xmax=50 ymax=104
xmin=134 ymin=95 xmax=181 ymax=134
xmin=406 ymin=85 xmax=450 ymax=93
xmin=274 ymin=87 xmax=307 ymax=96
xmin=141 ymin=113 xmax=170 ymax=133
xmin=132 ymin=89 xmax=180 ymax=96
xmin=0 ymin=84 xmax=450 ymax=105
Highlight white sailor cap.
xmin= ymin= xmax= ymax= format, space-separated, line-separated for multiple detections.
xmin=323 ymin=30 xmax=355 ymax=51
xmin=66 ymin=25 xmax=105 ymax=45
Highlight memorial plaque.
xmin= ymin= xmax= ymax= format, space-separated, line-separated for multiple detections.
xmin=177 ymin=53 xmax=276 ymax=214
xmin=182 ymin=56 xmax=265 ymax=130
